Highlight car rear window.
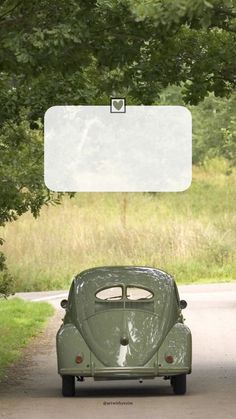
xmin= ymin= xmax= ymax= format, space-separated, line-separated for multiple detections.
xmin=126 ymin=287 xmax=153 ymax=300
xmin=95 ymin=286 xmax=123 ymax=300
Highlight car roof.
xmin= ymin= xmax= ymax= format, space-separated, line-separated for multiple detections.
xmin=74 ymin=265 xmax=174 ymax=285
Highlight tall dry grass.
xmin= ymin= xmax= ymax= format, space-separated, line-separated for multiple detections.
xmin=1 ymin=160 xmax=236 ymax=291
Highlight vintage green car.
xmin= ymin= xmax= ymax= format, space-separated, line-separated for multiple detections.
xmin=56 ymin=266 xmax=192 ymax=396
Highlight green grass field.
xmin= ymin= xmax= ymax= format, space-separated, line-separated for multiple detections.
xmin=0 ymin=298 xmax=54 ymax=378
xmin=1 ymin=158 xmax=236 ymax=291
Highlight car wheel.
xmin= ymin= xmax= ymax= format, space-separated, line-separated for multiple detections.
xmin=171 ymin=374 xmax=186 ymax=395
xmin=62 ymin=375 xmax=75 ymax=397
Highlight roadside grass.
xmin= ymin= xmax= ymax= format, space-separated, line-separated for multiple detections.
xmin=1 ymin=159 xmax=236 ymax=290
xmin=0 ymin=298 xmax=54 ymax=378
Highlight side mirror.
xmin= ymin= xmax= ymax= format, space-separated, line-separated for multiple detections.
xmin=180 ymin=299 xmax=187 ymax=309
xmin=60 ymin=299 xmax=68 ymax=309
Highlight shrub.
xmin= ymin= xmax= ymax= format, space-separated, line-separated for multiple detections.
xmin=0 ymin=252 xmax=15 ymax=298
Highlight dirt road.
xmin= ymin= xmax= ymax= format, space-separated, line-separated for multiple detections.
xmin=1 ymin=283 xmax=236 ymax=419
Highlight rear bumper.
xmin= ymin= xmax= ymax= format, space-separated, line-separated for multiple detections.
xmin=60 ymin=366 xmax=190 ymax=379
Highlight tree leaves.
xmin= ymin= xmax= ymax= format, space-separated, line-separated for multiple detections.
xmin=0 ymin=0 xmax=235 ymax=225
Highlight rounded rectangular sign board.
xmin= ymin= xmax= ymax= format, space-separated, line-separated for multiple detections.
xmin=44 ymin=106 xmax=192 ymax=192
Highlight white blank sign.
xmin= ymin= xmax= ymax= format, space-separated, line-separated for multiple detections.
xmin=44 ymin=106 xmax=192 ymax=192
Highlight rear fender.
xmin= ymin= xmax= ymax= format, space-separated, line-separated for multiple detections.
xmin=56 ymin=323 xmax=91 ymax=374
xmin=158 ymin=322 xmax=192 ymax=374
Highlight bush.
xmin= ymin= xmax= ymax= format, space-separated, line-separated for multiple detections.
xmin=0 ymin=252 xmax=15 ymax=298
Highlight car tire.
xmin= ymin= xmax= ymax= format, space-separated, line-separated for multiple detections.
xmin=62 ymin=375 xmax=75 ymax=397
xmin=171 ymin=374 xmax=186 ymax=395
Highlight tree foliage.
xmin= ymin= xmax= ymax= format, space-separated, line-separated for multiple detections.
xmin=192 ymin=93 xmax=236 ymax=165
xmin=0 ymin=115 xmax=63 ymax=227
xmin=0 ymin=0 xmax=236 ymax=295
xmin=159 ymin=86 xmax=236 ymax=165
xmin=0 ymin=0 xmax=235 ymax=206
xmin=0 ymin=0 xmax=235 ymax=115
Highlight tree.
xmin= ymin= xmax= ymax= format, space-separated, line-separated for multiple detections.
xmin=0 ymin=115 xmax=64 ymax=296
xmin=0 ymin=0 xmax=236 ymax=294
xmin=0 ymin=0 xmax=235 ymax=114
xmin=158 ymin=85 xmax=236 ymax=165
xmin=0 ymin=115 xmax=63 ymax=226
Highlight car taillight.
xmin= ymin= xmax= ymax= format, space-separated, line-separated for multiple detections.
xmin=75 ymin=353 xmax=84 ymax=364
xmin=165 ymin=355 xmax=174 ymax=364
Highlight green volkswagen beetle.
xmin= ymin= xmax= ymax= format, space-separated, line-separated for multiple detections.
xmin=56 ymin=266 xmax=192 ymax=396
